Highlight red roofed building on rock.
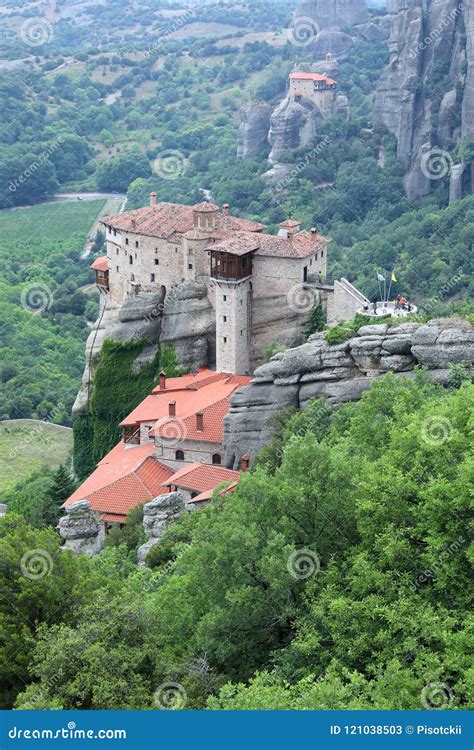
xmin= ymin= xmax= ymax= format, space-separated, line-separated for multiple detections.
xmin=289 ymin=69 xmax=337 ymax=118
xmin=96 ymin=199 xmax=331 ymax=375
xmin=62 ymin=370 xmax=250 ymax=526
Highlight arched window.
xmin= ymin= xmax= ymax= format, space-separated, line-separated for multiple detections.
xmin=175 ymin=449 xmax=184 ymax=461
xmin=129 ymin=255 xmax=133 ymax=264
xmin=212 ymin=453 xmax=221 ymax=465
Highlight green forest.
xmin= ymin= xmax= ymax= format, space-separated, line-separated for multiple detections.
xmin=2 ymin=375 xmax=472 ymax=709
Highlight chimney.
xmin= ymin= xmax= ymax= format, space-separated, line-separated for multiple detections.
xmin=311 ymin=227 xmax=317 ymax=237
xmin=159 ymin=371 xmax=166 ymax=390
xmin=168 ymin=400 xmax=176 ymax=417
xmin=131 ymin=218 xmax=137 ymax=230
xmin=240 ymin=453 xmax=250 ymax=472
xmin=150 ymin=192 xmax=157 ymax=206
xmin=222 ymin=203 xmax=229 ymax=216
xmin=196 ymin=411 xmax=204 ymax=432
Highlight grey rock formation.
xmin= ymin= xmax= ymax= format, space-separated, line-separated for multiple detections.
xmin=237 ymin=104 xmax=271 ymax=158
xmin=73 ymin=282 xmax=214 ymax=417
xmin=360 ymin=21 xmax=390 ymax=42
xmin=268 ymin=97 xmax=323 ymax=164
xmin=223 ymin=319 xmax=474 ymax=466
xmin=374 ymin=0 xmax=472 ymax=202
xmin=59 ymin=500 xmax=104 ymax=557
xmin=310 ymin=29 xmax=354 ymax=60
xmin=310 ymin=57 xmax=340 ymax=79
xmin=449 ymin=163 xmax=466 ymax=204
xmin=294 ymin=0 xmax=369 ymax=30
xmin=137 ymin=491 xmax=186 ymax=565
xmin=160 ymin=282 xmax=214 ymax=369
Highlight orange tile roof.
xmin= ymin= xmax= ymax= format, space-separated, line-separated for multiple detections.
xmin=62 ymin=443 xmax=173 ymax=522
xmin=164 ymin=462 xmax=240 ymax=493
xmin=102 ymin=202 xmax=266 ymax=239
xmin=290 ymin=71 xmax=336 ymax=85
xmin=123 ymin=372 xmax=251 ymax=433
xmin=208 ymin=232 xmax=261 ymax=257
xmin=188 ymin=480 xmax=238 ymax=504
xmin=90 ymin=256 xmax=109 ymax=271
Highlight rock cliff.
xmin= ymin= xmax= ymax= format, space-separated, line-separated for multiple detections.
xmin=237 ymin=104 xmax=271 ymax=158
xmin=268 ymin=96 xmax=323 ymax=164
xmin=73 ymin=282 xmax=214 ymax=416
xmin=294 ymin=0 xmax=369 ymax=30
xmin=374 ymin=0 xmax=473 ymax=202
xmin=223 ymin=319 xmax=474 ymax=467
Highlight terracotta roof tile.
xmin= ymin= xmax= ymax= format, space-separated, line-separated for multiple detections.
xmin=164 ymin=462 xmax=240 ymax=493
xmin=102 ymin=202 xmax=266 ymax=239
xmin=290 ymin=71 xmax=336 ymax=85
xmin=90 ymin=256 xmax=109 ymax=271
xmin=192 ymin=201 xmax=218 ymax=212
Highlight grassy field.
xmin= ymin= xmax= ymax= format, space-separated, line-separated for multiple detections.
xmin=0 ymin=420 xmax=73 ymax=494
xmin=0 ymin=199 xmax=106 ymax=246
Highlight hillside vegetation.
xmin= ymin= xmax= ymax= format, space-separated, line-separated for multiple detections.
xmin=2 ymin=375 xmax=472 ymax=710
xmin=0 ymin=199 xmax=105 ymax=424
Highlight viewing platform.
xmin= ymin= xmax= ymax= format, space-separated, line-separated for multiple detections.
xmin=358 ymin=301 xmax=417 ymax=319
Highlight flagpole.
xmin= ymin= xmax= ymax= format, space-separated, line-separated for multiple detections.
xmin=387 ymin=278 xmax=393 ymax=302
xmin=384 ymin=275 xmax=386 ymax=303
xmin=377 ymin=275 xmax=382 ymax=301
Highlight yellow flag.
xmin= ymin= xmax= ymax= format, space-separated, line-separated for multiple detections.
xmin=391 ymin=271 xmax=397 ymax=282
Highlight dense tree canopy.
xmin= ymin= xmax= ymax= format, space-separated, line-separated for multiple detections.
xmin=3 ymin=376 xmax=471 ymax=711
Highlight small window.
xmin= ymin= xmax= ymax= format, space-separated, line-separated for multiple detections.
xmin=223 ymin=337 xmax=227 ymax=343
xmin=189 ymin=248 xmax=193 ymax=256
xmin=130 ymin=274 xmax=135 ymax=281
xmin=116 ymin=266 xmax=119 ymax=272
xmin=188 ymin=263 xmax=193 ymax=270
xmin=125 ymin=238 xmax=129 ymax=245
xmin=154 ymin=258 xmax=159 ymax=265
xmin=321 ymin=250 xmax=324 ymax=258
xmin=223 ymin=295 xmax=227 ymax=301
xmin=129 ymin=256 xmax=133 ymax=265
xmin=223 ymin=316 xmax=227 ymax=322
xmin=151 ymin=273 xmax=155 ymax=282
xmin=113 ymin=229 xmax=117 ymax=236
xmin=175 ymin=450 xmax=184 ymax=461
xmin=135 ymin=241 xmax=139 ymax=248
xmin=241 ymin=330 xmax=243 ymax=336
xmin=212 ymin=453 xmax=221 ymax=465
xmin=116 ymin=248 xmax=119 ymax=255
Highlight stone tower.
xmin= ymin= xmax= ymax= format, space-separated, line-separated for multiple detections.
xmin=210 ymin=243 xmax=255 ymax=375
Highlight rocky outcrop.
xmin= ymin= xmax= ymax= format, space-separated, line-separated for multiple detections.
xmin=73 ymin=282 xmax=214 ymax=416
xmin=59 ymin=500 xmax=105 ymax=557
xmin=137 ymin=491 xmax=186 ymax=565
xmin=268 ymin=97 xmax=323 ymax=164
xmin=309 ymin=29 xmax=354 ymax=60
xmin=160 ymin=282 xmax=214 ymax=368
xmin=374 ymin=0 xmax=473 ymax=202
xmin=237 ymin=104 xmax=271 ymax=158
xmin=294 ymin=0 xmax=368 ymax=30
xmin=223 ymin=319 xmax=474 ymax=467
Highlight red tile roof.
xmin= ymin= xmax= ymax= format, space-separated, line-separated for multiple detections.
xmin=62 ymin=443 xmax=173 ymax=523
xmin=290 ymin=71 xmax=336 ymax=85
xmin=164 ymin=462 xmax=240 ymax=493
xmin=255 ymin=231 xmax=330 ymax=259
xmin=188 ymin=480 xmax=238 ymax=504
xmin=102 ymin=202 xmax=266 ymax=239
xmin=192 ymin=201 xmax=218 ymax=212
xmin=90 ymin=256 xmax=109 ymax=271
xmin=208 ymin=232 xmax=261 ymax=257
xmin=122 ymin=372 xmax=252 ymax=439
